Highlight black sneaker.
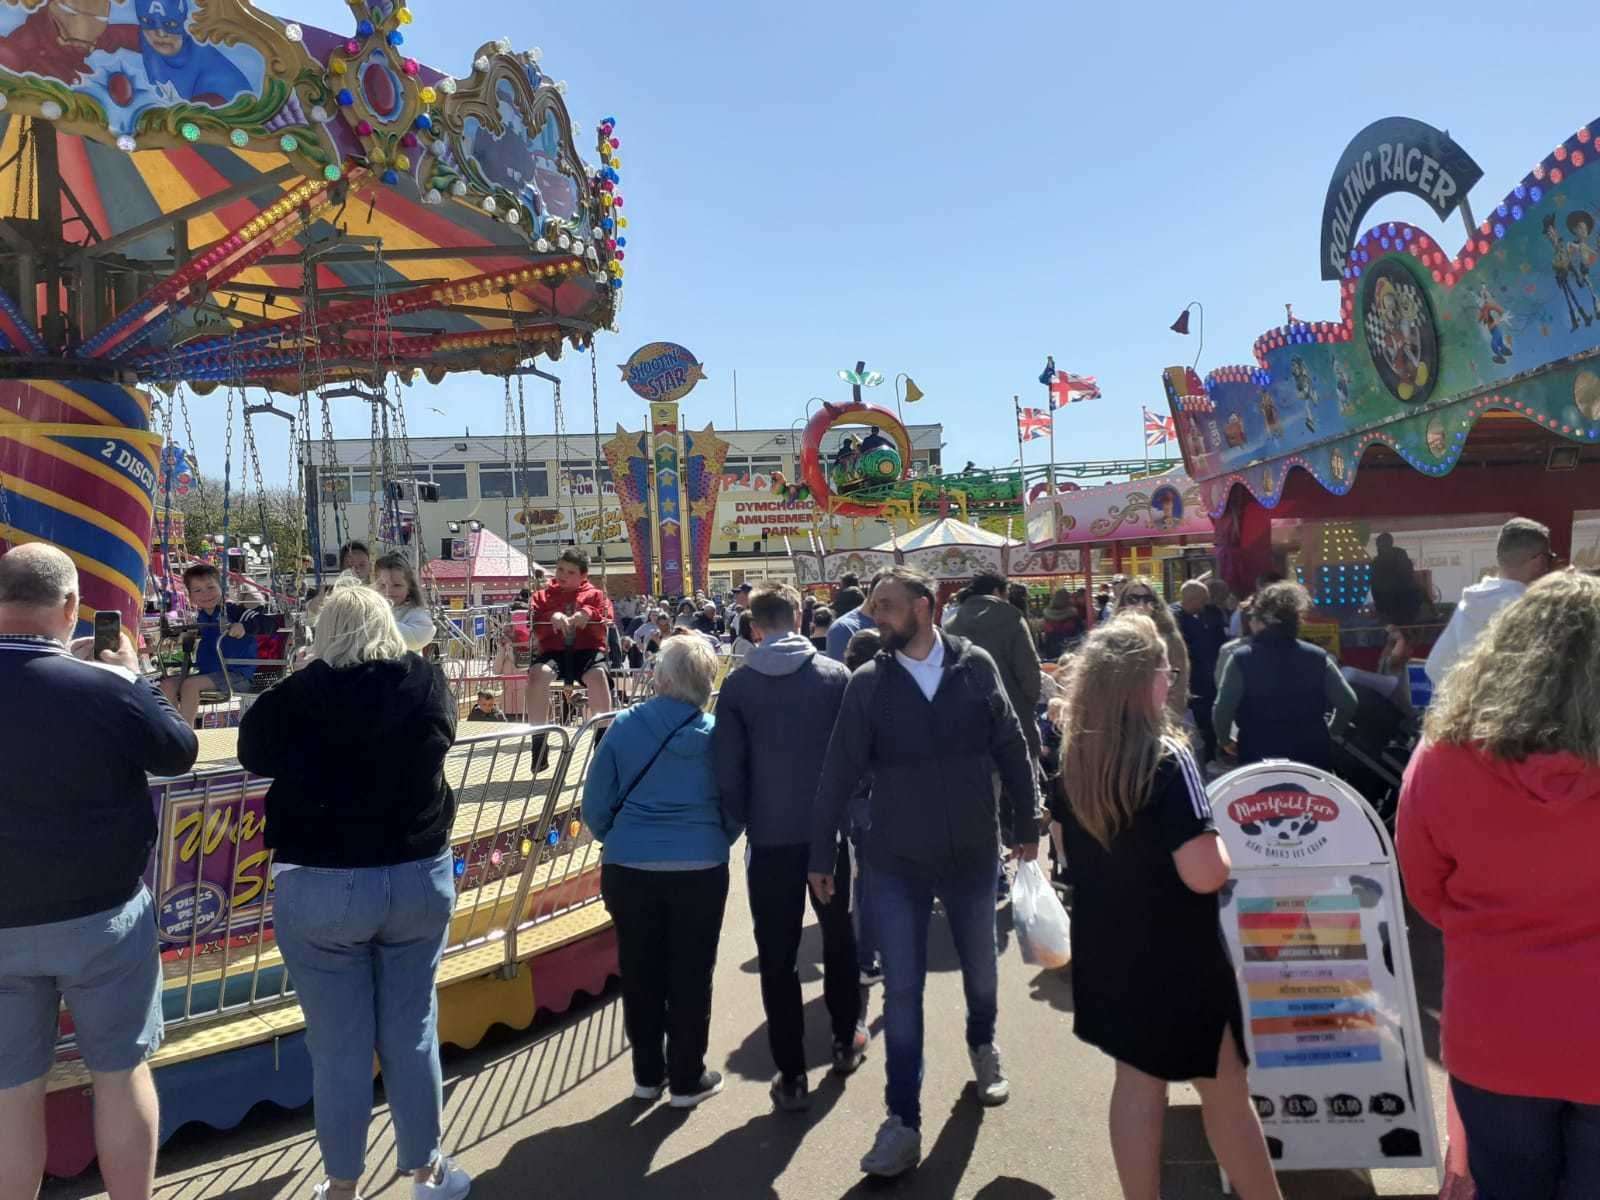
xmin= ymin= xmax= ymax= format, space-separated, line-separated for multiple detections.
xmin=832 ymin=1030 xmax=868 ymax=1076
xmin=669 ymin=1071 xmax=724 ymax=1109
xmin=769 ymin=1073 xmax=811 ymax=1112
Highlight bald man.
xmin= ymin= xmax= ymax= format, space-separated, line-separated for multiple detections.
xmin=0 ymin=543 xmax=197 ymax=1200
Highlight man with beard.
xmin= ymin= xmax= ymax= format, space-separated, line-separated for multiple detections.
xmin=809 ymin=567 xmax=1040 ymax=1179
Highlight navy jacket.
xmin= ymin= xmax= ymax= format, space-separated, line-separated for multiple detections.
xmin=0 ymin=635 xmax=198 ymax=928
xmin=810 ymin=631 xmax=1040 ymax=878
xmin=1229 ymin=634 xmax=1337 ymax=768
xmin=1172 ymin=603 xmax=1228 ymax=700
xmin=712 ymin=633 xmax=850 ymax=847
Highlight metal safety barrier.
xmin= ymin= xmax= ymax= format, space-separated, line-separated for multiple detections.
xmin=53 ymin=720 xmax=608 ymax=1061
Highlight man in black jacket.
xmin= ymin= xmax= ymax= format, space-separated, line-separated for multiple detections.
xmin=809 ymin=567 xmax=1040 ymax=1178
xmin=713 ymin=582 xmax=858 ymax=1113
xmin=0 ymin=544 xmax=199 ymax=1199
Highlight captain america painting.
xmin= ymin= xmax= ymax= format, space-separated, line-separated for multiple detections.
xmin=133 ymin=0 xmax=249 ymax=105
xmin=0 ymin=0 xmax=264 ymax=135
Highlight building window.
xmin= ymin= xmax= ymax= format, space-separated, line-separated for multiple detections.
xmin=479 ymin=462 xmax=549 ymax=499
xmin=559 ymin=461 xmax=615 ymax=497
xmin=427 ymin=463 xmax=468 ymax=500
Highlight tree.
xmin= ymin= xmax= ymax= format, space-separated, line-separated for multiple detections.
xmin=165 ymin=475 xmax=308 ymax=565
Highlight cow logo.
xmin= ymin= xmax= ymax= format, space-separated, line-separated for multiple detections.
xmin=1226 ymin=784 xmax=1339 ymax=859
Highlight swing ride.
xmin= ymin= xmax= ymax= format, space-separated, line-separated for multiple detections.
xmin=0 ymin=0 xmax=625 ymax=1175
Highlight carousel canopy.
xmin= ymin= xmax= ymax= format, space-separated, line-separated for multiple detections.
xmin=871 ymin=516 xmax=1016 ymax=553
xmin=0 ymin=0 xmax=625 ymax=391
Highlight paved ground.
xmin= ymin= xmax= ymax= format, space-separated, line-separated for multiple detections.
xmin=46 ymin=854 xmax=1450 ymax=1200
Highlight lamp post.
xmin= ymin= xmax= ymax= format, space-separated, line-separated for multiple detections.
xmin=1170 ymin=301 xmax=1205 ymax=369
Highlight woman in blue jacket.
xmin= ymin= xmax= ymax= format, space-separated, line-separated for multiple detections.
xmin=582 ymin=632 xmax=738 ymax=1110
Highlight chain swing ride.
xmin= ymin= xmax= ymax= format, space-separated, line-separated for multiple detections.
xmin=0 ymin=0 xmax=627 ymax=636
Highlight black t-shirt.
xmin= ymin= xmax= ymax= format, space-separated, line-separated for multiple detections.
xmin=1059 ymin=738 xmax=1240 ymax=1078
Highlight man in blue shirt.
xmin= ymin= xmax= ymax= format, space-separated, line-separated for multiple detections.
xmin=825 ymin=575 xmax=881 ymax=661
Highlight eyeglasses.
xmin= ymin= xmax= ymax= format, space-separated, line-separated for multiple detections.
xmin=1123 ymin=593 xmax=1158 ymax=605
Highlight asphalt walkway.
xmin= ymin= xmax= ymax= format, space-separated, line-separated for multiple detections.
xmin=45 ymin=852 xmax=1450 ymax=1200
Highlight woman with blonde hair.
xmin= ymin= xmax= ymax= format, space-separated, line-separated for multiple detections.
xmin=1052 ymin=614 xmax=1281 ymax=1200
xmin=583 ymin=634 xmax=738 ymax=1109
xmin=1398 ymin=570 xmax=1600 ymax=1199
xmin=1113 ymin=577 xmax=1190 ymax=722
xmin=373 ymin=551 xmax=435 ymax=653
xmin=238 ymin=577 xmax=468 ymax=1200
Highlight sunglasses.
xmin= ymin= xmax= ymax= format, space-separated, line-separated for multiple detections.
xmin=1123 ymin=593 xmax=1158 ymax=605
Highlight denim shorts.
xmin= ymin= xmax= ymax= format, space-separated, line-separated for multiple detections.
xmin=0 ymin=886 xmax=164 ymax=1088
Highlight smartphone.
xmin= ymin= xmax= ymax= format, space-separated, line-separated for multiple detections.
xmin=92 ymin=610 xmax=121 ymax=660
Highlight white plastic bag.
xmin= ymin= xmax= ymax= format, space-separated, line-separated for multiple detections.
xmin=1010 ymin=859 xmax=1072 ymax=969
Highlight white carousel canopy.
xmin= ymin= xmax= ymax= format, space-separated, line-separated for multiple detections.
xmin=870 ymin=517 xmax=1018 ymax=553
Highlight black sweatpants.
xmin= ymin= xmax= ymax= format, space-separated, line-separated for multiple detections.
xmin=601 ymin=863 xmax=730 ymax=1094
xmin=747 ymin=839 xmax=860 ymax=1080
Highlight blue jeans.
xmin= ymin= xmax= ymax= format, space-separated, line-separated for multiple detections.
xmin=1452 ymin=1077 xmax=1600 ymax=1199
xmin=272 ymin=851 xmax=456 ymax=1180
xmin=873 ymin=859 xmax=999 ymax=1130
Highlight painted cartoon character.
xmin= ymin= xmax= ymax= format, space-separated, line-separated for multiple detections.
xmin=1257 ymin=389 xmax=1283 ymax=441
xmin=1333 ymin=360 xmax=1355 ymax=416
xmin=0 ymin=0 xmax=137 ymax=82
xmin=1475 ymin=284 xmax=1513 ymax=364
xmin=1545 ymin=213 xmax=1592 ymax=331
xmin=1566 ymin=210 xmax=1600 ymax=322
xmin=1224 ymin=412 xmax=1246 ymax=448
xmin=135 ymin=0 xmax=250 ymax=106
xmin=1289 ymin=356 xmax=1319 ymax=434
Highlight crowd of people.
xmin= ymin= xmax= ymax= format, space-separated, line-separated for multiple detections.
xmin=2 ymin=508 xmax=1597 ymax=1198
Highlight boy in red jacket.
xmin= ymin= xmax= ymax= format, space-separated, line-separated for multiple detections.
xmin=529 ymin=549 xmax=614 ymax=722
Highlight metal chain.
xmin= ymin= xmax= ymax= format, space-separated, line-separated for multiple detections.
xmin=500 ymin=371 xmax=516 ymax=549
xmin=517 ymin=368 xmax=532 ymax=585
xmin=552 ymin=373 xmax=577 ymax=546
xmin=176 ymin=383 xmax=208 ymax=512
xmin=589 ymin=341 xmax=607 ymax=580
xmin=220 ymin=374 xmax=236 ymax=600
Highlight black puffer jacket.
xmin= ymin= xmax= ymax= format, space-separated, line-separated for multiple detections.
xmin=809 ymin=631 xmax=1040 ymax=878
xmin=239 ymin=653 xmax=457 ymax=868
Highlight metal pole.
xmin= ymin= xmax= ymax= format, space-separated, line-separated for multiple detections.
xmin=732 ymin=369 xmax=740 ymax=430
xmin=1044 ymin=375 xmax=1056 ymax=495
xmin=1013 ymin=395 xmax=1027 ymax=492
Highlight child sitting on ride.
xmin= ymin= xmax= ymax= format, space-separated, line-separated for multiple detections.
xmin=528 ymin=548 xmax=614 ymax=722
xmin=163 ymin=561 xmax=274 ymax=723
xmin=373 ymin=551 xmax=435 ymax=653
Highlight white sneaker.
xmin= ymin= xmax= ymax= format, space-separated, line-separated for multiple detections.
xmin=311 ymin=1185 xmax=361 ymax=1200
xmin=632 ymin=1081 xmax=665 ymax=1102
xmin=412 ymin=1154 xmax=471 ymax=1200
xmin=860 ymin=1114 xmax=922 ymax=1177
xmin=668 ymin=1070 xmax=724 ymax=1109
xmin=969 ymin=1043 xmax=1010 ymax=1105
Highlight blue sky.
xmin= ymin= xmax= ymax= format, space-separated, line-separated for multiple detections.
xmin=211 ymin=0 xmax=1600 ymax=481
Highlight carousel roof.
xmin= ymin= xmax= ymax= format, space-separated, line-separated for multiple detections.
xmin=872 ymin=516 xmax=1017 ymax=553
xmin=0 ymin=1 xmax=626 ymax=391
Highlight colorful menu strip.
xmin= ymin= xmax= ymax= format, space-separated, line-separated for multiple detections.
xmin=1237 ymin=895 xmax=1361 ymax=913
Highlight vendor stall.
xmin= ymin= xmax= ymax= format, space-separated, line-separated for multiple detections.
xmin=426 ymin=527 xmax=536 ymax=607
xmin=1023 ymin=467 xmax=1216 ymax=602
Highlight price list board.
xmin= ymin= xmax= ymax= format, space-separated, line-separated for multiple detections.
xmin=1209 ymin=763 xmax=1440 ymax=1178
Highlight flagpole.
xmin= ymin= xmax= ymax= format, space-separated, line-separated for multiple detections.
xmin=1142 ymin=407 xmax=1150 ymax=477
xmin=1044 ymin=375 xmax=1056 ymax=494
xmin=1014 ymin=395 xmax=1027 ymax=495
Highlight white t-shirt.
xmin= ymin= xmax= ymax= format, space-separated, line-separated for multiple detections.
xmin=896 ymin=635 xmax=945 ymax=702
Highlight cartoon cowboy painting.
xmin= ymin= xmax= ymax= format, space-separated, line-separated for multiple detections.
xmin=1546 ymin=213 xmax=1593 ymax=331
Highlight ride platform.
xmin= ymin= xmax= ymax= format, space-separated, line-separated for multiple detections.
xmin=43 ymin=719 xmax=618 ymax=1179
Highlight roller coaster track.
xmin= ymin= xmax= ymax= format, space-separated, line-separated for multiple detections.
xmin=847 ymin=457 xmax=1183 ymax=514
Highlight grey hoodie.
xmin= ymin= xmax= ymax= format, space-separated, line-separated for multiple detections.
xmin=712 ymin=632 xmax=851 ymax=846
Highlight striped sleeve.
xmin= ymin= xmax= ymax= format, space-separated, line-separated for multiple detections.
xmin=1155 ymin=737 xmax=1217 ymax=852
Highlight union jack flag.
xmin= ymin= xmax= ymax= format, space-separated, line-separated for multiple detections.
xmin=1143 ymin=407 xmax=1177 ymax=448
xmin=1049 ymin=372 xmax=1101 ymax=408
xmin=1018 ymin=407 xmax=1052 ymax=441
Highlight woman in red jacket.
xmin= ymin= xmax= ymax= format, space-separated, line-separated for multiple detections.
xmin=1398 ymin=570 xmax=1600 ymax=1200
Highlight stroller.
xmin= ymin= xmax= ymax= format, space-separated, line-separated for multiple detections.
xmin=1331 ymin=682 xmax=1421 ymax=828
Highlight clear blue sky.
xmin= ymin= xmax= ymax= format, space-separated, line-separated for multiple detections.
xmin=208 ymin=0 xmax=1600 ymax=482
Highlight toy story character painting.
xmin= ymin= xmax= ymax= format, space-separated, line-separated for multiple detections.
xmin=1333 ymin=359 xmax=1356 ymax=416
xmin=1289 ymin=355 xmax=1319 ymax=433
xmin=1543 ymin=213 xmax=1597 ymax=331
xmin=1257 ymin=388 xmax=1284 ymax=440
xmin=0 ymin=0 xmax=265 ymax=136
xmin=1475 ymin=284 xmax=1513 ymax=364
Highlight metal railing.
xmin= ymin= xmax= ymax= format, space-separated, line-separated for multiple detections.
xmin=54 ymin=720 xmax=608 ymax=1062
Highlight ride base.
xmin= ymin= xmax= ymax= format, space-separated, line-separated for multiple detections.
xmin=44 ymin=720 xmax=617 ymax=1179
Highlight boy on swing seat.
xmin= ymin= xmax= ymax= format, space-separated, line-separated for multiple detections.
xmin=162 ymin=563 xmax=273 ymax=724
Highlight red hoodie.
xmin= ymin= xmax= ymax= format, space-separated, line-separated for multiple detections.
xmin=1397 ymin=740 xmax=1600 ymax=1103
xmin=530 ymin=579 xmax=612 ymax=654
